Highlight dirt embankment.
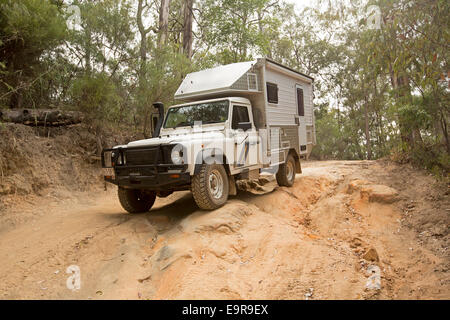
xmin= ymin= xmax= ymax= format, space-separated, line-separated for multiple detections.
xmin=0 ymin=122 xmax=138 ymax=230
xmin=0 ymin=156 xmax=448 ymax=299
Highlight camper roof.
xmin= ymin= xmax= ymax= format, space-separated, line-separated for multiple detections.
xmin=174 ymin=58 xmax=314 ymax=101
xmin=174 ymin=60 xmax=256 ymax=100
xmin=264 ymin=58 xmax=314 ymax=82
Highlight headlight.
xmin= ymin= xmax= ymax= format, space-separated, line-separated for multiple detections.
xmin=170 ymin=144 xmax=185 ymax=165
xmin=111 ymin=150 xmax=124 ymax=165
xmin=110 ymin=151 xmax=116 ymax=165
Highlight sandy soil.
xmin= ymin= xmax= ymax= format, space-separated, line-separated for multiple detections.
xmin=0 ymin=160 xmax=448 ymax=300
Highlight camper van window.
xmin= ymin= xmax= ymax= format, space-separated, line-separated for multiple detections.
xmin=297 ymin=87 xmax=305 ymax=116
xmin=232 ymin=105 xmax=250 ymax=129
xmin=266 ymin=82 xmax=278 ymax=104
xmin=164 ymin=100 xmax=229 ymax=128
xmin=247 ymin=73 xmax=258 ymax=91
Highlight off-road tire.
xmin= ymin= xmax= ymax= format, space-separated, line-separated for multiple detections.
xmin=276 ymin=154 xmax=296 ymax=187
xmin=192 ymin=164 xmax=229 ymax=210
xmin=118 ymin=187 xmax=156 ymax=213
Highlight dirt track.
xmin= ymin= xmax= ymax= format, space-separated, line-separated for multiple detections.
xmin=0 ymin=160 xmax=448 ymax=299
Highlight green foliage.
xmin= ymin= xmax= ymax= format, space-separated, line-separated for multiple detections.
xmin=139 ymin=47 xmax=194 ymax=106
xmin=0 ymin=0 xmax=66 ymax=50
xmin=310 ymin=109 xmax=341 ymax=160
xmin=0 ymin=0 xmax=448 ymax=177
xmin=197 ymin=0 xmax=281 ymax=64
xmin=70 ymin=73 xmax=122 ymax=122
xmin=0 ymin=0 xmax=66 ymax=107
xmin=305 ymin=0 xmax=449 ymax=177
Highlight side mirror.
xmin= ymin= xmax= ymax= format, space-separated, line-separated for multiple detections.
xmin=237 ymin=122 xmax=252 ymax=131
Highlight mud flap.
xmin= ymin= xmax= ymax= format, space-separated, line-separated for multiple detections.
xmin=229 ymin=175 xmax=237 ymax=196
xmin=295 ymin=158 xmax=302 ymax=174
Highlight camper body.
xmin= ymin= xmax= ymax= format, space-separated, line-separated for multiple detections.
xmin=102 ymin=58 xmax=316 ymax=212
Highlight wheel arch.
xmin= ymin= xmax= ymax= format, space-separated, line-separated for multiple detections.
xmin=194 ymin=148 xmax=231 ymax=175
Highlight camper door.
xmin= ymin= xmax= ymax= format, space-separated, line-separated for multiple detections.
xmin=295 ymin=84 xmax=308 ymax=153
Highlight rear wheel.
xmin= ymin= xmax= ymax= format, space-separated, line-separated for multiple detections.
xmin=276 ymin=154 xmax=296 ymax=187
xmin=192 ymin=164 xmax=229 ymax=210
xmin=118 ymin=187 xmax=156 ymax=213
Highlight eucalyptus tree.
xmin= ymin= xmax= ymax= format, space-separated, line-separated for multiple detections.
xmin=196 ymin=0 xmax=282 ymax=64
xmin=0 ymin=0 xmax=66 ymax=108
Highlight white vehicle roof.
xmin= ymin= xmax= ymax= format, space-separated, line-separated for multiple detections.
xmin=174 ymin=61 xmax=256 ymax=100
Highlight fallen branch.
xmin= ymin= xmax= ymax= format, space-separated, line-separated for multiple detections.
xmin=0 ymin=109 xmax=84 ymax=127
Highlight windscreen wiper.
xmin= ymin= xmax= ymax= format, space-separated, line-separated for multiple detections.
xmin=174 ymin=121 xmax=193 ymax=128
xmin=201 ymin=120 xmax=221 ymax=125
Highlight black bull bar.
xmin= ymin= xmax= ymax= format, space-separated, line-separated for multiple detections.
xmin=101 ymin=145 xmax=190 ymax=190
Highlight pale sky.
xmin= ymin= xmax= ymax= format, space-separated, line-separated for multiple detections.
xmin=289 ymin=0 xmax=316 ymax=10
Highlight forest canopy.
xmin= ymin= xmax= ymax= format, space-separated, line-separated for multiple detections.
xmin=0 ymin=0 xmax=448 ymax=175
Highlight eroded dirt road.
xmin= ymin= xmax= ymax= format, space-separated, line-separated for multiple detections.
xmin=0 ymin=161 xmax=448 ymax=299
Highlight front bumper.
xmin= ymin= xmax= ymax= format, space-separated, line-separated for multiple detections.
xmin=104 ymin=172 xmax=190 ymax=190
xmin=101 ymin=146 xmax=190 ymax=190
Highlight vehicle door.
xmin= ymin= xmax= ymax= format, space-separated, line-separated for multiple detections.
xmin=230 ymin=104 xmax=257 ymax=169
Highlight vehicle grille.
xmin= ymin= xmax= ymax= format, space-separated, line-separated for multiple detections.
xmin=125 ymin=148 xmax=158 ymax=165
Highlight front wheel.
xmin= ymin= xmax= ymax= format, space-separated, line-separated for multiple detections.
xmin=276 ymin=154 xmax=296 ymax=187
xmin=191 ymin=164 xmax=229 ymax=210
xmin=118 ymin=187 xmax=156 ymax=213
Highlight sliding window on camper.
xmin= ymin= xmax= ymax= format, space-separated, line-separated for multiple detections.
xmin=266 ymin=82 xmax=278 ymax=104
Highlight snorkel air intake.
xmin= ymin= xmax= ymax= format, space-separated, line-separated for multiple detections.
xmin=152 ymin=102 xmax=165 ymax=137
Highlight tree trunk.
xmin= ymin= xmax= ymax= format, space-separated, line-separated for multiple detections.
xmin=85 ymin=27 xmax=92 ymax=75
xmin=389 ymin=63 xmax=414 ymax=148
xmin=158 ymin=0 xmax=171 ymax=49
xmin=182 ymin=0 xmax=194 ymax=59
xmin=176 ymin=2 xmax=184 ymax=54
xmin=9 ymin=87 xmax=23 ymax=109
xmin=440 ymin=109 xmax=450 ymax=154
xmin=137 ymin=0 xmax=148 ymax=88
xmin=376 ymin=109 xmax=385 ymax=154
xmin=136 ymin=0 xmax=155 ymax=138
xmin=257 ymin=11 xmax=272 ymax=58
xmin=364 ymin=97 xmax=372 ymax=160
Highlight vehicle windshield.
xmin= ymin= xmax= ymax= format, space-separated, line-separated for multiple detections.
xmin=164 ymin=100 xmax=229 ymax=129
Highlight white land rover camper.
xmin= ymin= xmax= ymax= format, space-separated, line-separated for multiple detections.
xmin=102 ymin=58 xmax=316 ymax=212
